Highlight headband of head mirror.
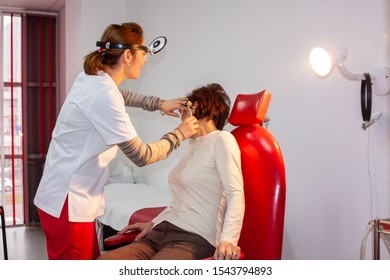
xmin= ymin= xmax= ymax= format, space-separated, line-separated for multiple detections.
xmin=96 ymin=36 xmax=167 ymax=55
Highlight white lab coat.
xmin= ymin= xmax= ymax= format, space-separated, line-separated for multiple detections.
xmin=34 ymin=71 xmax=136 ymax=222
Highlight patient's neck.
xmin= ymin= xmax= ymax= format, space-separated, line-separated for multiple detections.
xmin=195 ymin=119 xmax=217 ymax=137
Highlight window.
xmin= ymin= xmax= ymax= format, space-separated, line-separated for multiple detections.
xmin=1 ymin=13 xmax=24 ymax=225
xmin=1 ymin=11 xmax=57 ymax=226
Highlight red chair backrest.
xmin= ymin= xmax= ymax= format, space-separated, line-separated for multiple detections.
xmin=229 ymin=90 xmax=286 ymax=260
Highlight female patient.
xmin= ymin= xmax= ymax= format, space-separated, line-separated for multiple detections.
xmin=99 ymin=83 xmax=245 ymax=260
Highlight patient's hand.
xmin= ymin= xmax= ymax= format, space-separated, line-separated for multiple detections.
xmin=119 ymin=222 xmax=154 ymax=241
xmin=214 ymin=241 xmax=241 ymax=260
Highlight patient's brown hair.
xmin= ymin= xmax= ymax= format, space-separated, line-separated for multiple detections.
xmin=187 ymin=83 xmax=231 ymax=130
xmin=83 ymin=22 xmax=144 ymax=75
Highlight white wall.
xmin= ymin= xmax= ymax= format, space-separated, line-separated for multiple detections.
xmin=64 ymin=0 xmax=390 ymax=260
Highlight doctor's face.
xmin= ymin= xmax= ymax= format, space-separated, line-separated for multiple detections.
xmin=127 ymin=49 xmax=148 ymax=79
xmin=126 ymin=39 xmax=148 ymax=79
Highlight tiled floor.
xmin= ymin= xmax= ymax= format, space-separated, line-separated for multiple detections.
xmin=0 ymin=225 xmax=48 ymax=260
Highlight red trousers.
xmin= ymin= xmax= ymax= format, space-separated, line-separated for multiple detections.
xmin=37 ymin=197 xmax=100 ymax=260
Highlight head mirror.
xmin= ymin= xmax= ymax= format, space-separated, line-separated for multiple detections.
xmin=148 ymin=36 xmax=167 ymax=55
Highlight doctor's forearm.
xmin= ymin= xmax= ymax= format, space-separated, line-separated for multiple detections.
xmin=119 ymin=89 xmax=161 ymax=111
xmin=118 ymin=130 xmax=184 ymax=167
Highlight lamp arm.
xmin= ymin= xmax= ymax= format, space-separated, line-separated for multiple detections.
xmin=337 ymin=63 xmax=390 ymax=96
xmin=336 ymin=62 xmax=365 ymax=81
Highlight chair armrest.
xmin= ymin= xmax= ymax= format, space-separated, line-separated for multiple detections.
xmin=104 ymin=207 xmax=166 ymax=249
xmin=104 ymin=230 xmax=140 ymax=247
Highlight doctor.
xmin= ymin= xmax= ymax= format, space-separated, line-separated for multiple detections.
xmin=34 ymin=22 xmax=199 ymax=260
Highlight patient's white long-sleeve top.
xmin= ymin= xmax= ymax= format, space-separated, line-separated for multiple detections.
xmin=152 ymin=130 xmax=245 ymax=247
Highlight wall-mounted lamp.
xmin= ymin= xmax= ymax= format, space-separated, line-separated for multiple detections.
xmin=309 ymin=47 xmax=390 ymax=129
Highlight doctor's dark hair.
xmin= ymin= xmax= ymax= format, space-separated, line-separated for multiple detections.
xmin=187 ymin=83 xmax=231 ymax=130
xmin=83 ymin=22 xmax=144 ymax=75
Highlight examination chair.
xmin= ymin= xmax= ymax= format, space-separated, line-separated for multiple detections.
xmin=104 ymin=90 xmax=286 ymax=260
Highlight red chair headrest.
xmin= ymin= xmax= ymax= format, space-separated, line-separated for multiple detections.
xmin=228 ymin=90 xmax=271 ymax=126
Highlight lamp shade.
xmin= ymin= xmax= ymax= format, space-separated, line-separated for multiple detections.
xmin=309 ymin=47 xmax=334 ymax=77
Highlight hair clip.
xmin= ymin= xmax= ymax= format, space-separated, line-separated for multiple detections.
xmin=96 ymin=48 xmax=107 ymax=53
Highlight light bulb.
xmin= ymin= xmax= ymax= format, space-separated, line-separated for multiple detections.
xmin=309 ymin=47 xmax=333 ymax=77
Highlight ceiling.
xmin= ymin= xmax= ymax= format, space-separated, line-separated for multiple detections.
xmin=0 ymin=0 xmax=64 ymax=12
